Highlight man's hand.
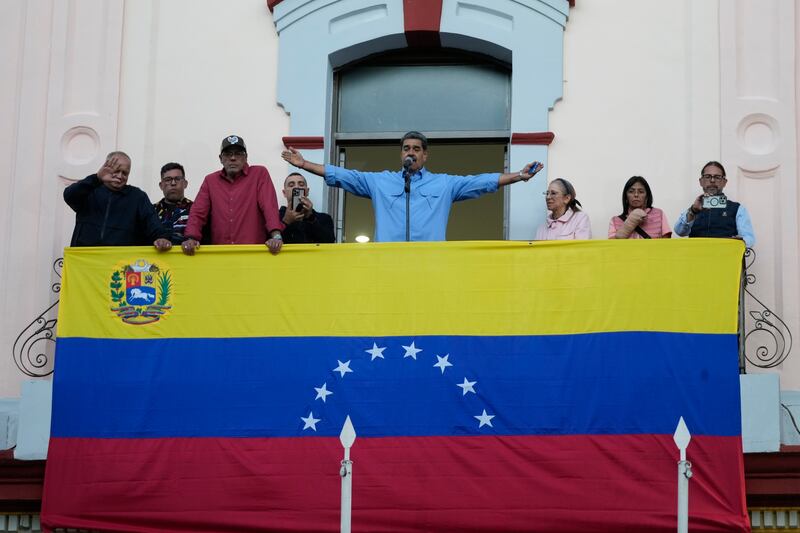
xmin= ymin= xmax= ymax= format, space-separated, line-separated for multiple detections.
xmin=97 ymin=155 xmax=124 ymax=187
xmin=266 ymin=235 xmax=283 ymax=255
xmin=687 ymin=194 xmax=704 ymax=221
xmin=519 ymin=161 xmax=544 ymax=182
xmin=181 ymin=238 xmax=200 ymax=256
xmin=282 ymin=207 xmax=304 ymax=225
xmin=281 ymin=147 xmax=305 ymax=169
xmin=283 ymin=197 xmax=314 ymax=225
xmin=298 ymin=196 xmax=314 ymax=219
xmin=628 ymin=208 xmax=647 ymax=226
xmin=153 ymin=238 xmax=172 ymax=252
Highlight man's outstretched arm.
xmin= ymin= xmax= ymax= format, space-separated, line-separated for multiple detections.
xmin=497 ymin=161 xmax=544 ymax=187
xmin=282 ymin=147 xmax=325 ymax=176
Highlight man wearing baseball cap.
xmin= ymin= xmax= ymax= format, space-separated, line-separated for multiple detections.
xmin=182 ymin=135 xmax=284 ymax=255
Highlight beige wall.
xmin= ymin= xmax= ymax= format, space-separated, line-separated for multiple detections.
xmin=1 ymin=0 xmax=798 ymax=396
xmin=549 ymin=0 xmax=721 ymax=239
xmin=117 ymin=0 xmax=290 ymax=202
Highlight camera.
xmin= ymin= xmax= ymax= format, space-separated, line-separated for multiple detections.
xmin=291 ymin=188 xmax=306 ymax=212
xmin=702 ymin=195 xmax=727 ymax=209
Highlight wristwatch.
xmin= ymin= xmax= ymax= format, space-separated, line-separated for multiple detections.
xmin=271 ymin=233 xmax=282 ymax=240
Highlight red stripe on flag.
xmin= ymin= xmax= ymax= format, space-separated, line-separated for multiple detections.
xmin=42 ymin=434 xmax=748 ymax=532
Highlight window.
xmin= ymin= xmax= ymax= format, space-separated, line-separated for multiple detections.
xmin=331 ymin=50 xmax=511 ymax=242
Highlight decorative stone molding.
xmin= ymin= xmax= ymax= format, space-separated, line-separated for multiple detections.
xmin=720 ymin=0 xmax=799 ymax=381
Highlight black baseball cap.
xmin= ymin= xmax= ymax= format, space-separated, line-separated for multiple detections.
xmin=220 ymin=135 xmax=247 ymax=153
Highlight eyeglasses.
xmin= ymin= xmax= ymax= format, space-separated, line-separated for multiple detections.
xmin=543 ymin=191 xmax=562 ymax=197
xmin=161 ymin=177 xmax=185 ymax=185
xmin=223 ymin=150 xmax=246 ymax=158
xmin=701 ymin=174 xmax=726 ymax=182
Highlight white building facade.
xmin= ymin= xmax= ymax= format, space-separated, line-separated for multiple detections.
xmin=0 ymin=0 xmax=799 ymax=526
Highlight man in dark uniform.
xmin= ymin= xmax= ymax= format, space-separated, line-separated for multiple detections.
xmin=153 ymin=162 xmax=193 ymax=245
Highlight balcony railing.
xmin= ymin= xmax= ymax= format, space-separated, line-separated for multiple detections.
xmin=11 ymin=246 xmax=795 ymax=379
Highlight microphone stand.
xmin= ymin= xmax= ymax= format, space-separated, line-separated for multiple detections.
xmin=403 ymin=165 xmax=411 ymax=242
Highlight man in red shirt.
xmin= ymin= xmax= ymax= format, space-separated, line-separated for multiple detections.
xmin=181 ymin=135 xmax=284 ymax=255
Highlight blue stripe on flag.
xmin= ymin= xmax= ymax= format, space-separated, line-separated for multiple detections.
xmin=52 ymin=332 xmax=741 ymax=438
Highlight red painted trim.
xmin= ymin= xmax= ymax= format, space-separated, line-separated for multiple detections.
xmin=282 ymin=136 xmax=324 ymax=150
xmin=511 ymin=132 xmax=556 ymax=145
xmin=744 ymin=447 xmax=800 ymax=507
xmin=403 ymin=0 xmax=443 ymax=48
xmin=0 ymin=450 xmax=45 ymax=512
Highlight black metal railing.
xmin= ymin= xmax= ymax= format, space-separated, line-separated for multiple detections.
xmin=12 ymin=258 xmax=61 ymax=377
xmin=739 ymin=248 xmax=793 ymax=372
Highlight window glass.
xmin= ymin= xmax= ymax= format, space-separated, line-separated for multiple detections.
xmin=338 ymin=65 xmax=510 ymax=133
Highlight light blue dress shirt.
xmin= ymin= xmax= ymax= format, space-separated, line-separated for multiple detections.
xmin=673 ymin=204 xmax=755 ymax=248
xmin=324 ymin=165 xmax=500 ymax=242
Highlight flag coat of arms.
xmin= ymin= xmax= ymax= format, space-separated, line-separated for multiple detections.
xmin=42 ymin=240 xmax=750 ymax=532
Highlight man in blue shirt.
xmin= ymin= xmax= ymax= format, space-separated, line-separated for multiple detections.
xmin=281 ymin=131 xmax=542 ymax=242
xmin=673 ymin=161 xmax=755 ymax=248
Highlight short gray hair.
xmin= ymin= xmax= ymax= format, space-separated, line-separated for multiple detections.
xmin=106 ymin=151 xmax=131 ymax=162
xmin=401 ymin=131 xmax=428 ymax=150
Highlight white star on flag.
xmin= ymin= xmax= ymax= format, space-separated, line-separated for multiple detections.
xmin=457 ymin=378 xmax=477 ymax=395
xmin=301 ymin=412 xmax=321 ymax=431
xmin=474 ymin=409 xmax=495 ymax=428
xmin=433 ymin=354 xmax=453 ymax=374
xmin=334 ymin=360 xmax=353 ymax=377
xmin=401 ymin=341 xmax=422 ymax=360
xmin=366 ymin=343 xmax=386 ymax=361
xmin=314 ymin=383 xmax=333 ymax=402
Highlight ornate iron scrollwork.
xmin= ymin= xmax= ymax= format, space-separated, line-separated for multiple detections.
xmin=12 ymin=258 xmax=62 ymax=377
xmin=741 ymin=248 xmax=792 ymax=369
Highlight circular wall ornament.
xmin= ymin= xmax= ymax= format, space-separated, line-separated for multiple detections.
xmin=738 ymin=113 xmax=779 ymax=156
xmin=61 ymin=126 xmax=100 ymax=165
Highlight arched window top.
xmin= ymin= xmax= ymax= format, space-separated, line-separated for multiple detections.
xmin=337 ymin=50 xmax=510 ymax=134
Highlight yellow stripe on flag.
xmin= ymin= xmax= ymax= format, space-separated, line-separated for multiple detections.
xmin=56 ymin=239 xmax=744 ymax=339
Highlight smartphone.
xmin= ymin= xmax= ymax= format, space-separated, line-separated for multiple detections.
xmin=292 ymin=188 xmax=305 ymax=211
xmin=702 ymin=195 xmax=727 ymax=209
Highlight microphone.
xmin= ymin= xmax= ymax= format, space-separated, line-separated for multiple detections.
xmin=403 ymin=156 xmax=415 ymax=193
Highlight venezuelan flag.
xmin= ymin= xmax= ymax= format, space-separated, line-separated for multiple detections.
xmin=42 ymin=240 xmax=749 ymax=532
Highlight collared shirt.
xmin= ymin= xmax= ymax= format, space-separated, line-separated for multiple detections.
xmin=154 ymin=197 xmax=193 ymax=245
xmin=608 ymin=207 xmax=671 ymax=239
xmin=673 ymin=202 xmax=755 ymax=248
xmin=534 ymin=208 xmax=592 ymax=241
xmin=324 ymin=164 xmax=499 ymax=242
xmin=184 ymin=164 xmax=283 ymax=244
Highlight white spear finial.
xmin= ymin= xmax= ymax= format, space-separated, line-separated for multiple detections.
xmin=673 ymin=416 xmax=691 ymax=462
xmin=340 ymin=416 xmax=356 ymax=533
xmin=673 ymin=416 xmax=693 ymax=533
